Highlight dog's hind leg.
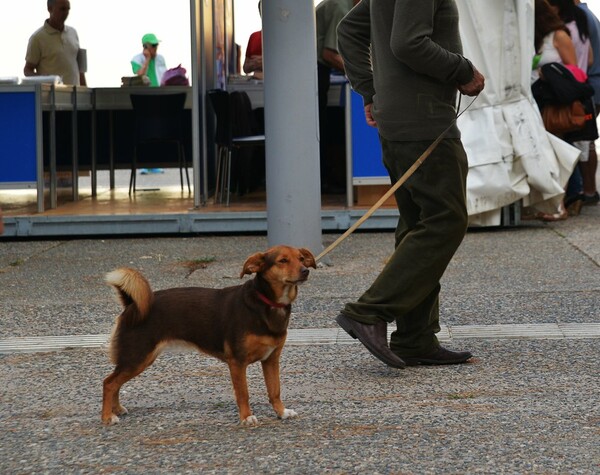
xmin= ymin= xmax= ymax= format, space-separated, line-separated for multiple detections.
xmin=103 ymin=370 xmax=128 ymax=425
xmin=227 ymin=361 xmax=257 ymax=426
xmin=102 ymin=368 xmax=141 ymax=425
xmin=261 ymin=347 xmax=297 ymax=420
xmin=102 ymin=354 xmax=157 ymax=425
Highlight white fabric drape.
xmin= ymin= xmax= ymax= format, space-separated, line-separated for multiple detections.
xmin=456 ymin=0 xmax=580 ymax=225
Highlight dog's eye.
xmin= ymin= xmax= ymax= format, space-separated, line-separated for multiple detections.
xmin=279 ymin=258 xmax=289 ymax=264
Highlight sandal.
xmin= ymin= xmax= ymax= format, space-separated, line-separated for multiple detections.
xmin=567 ymin=199 xmax=583 ymax=216
xmin=540 ymin=204 xmax=568 ymax=222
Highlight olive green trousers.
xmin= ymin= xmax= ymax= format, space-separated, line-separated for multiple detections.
xmin=342 ymin=138 xmax=469 ymax=357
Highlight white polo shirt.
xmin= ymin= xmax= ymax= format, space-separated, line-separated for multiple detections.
xmin=25 ymin=21 xmax=81 ymax=86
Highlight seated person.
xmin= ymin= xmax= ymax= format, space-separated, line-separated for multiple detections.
xmin=131 ymin=33 xmax=167 ymax=87
xmin=243 ymin=2 xmax=263 ymax=79
xmin=131 ymin=33 xmax=167 ymax=174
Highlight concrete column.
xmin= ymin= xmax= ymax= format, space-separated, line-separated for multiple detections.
xmin=190 ymin=0 xmax=208 ymax=206
xmin=262 ymin=0 xmax=323 ymax=253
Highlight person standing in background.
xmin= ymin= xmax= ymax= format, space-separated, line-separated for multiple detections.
xmin=24 ymin=0 xmax=86 ymax=86
xmin=575 ymin=0 xmax=600 ymax=205
xmin=315 ymin=0 xmax=359 ymax=193
xmin=131 ymin=33 xmax=167 ymax=88
xmin=532 ymin=0 xmax=577 ymax=83
xmin=531 ymin=0 xmax=579 ymax=221
xmin=547 ymin=0 xmax=597 ymax=214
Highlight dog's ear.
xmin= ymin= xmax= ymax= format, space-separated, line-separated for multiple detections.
xmin=299 ymin=248 xmax=317 ymax=269
xmin=240 ymin=252 xmax=265 ymax=278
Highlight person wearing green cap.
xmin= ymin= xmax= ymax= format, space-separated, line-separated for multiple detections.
xmin=131 ymin=33 xmax=168 ymax=174
xmin=131 ymin=33 xmax=167 ymax=87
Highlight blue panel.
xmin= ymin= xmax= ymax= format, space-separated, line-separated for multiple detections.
xmin=0 ymin=91 xmax=37 ymax=183
xmin=351 ymin=90 xmax=387 ymax=179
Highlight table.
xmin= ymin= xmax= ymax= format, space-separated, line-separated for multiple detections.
xmin=227 ymin=79 xmax=345 ymax=109
xmin=93 ymin=87 xmax=193 ymax=190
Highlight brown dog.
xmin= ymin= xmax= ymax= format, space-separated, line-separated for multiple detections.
xmin=102 ymin=245 xmax=316 ymax=426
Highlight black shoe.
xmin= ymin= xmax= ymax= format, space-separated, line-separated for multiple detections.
xmin=401 ymin=346 xmax=473 ymax=366
xmin=564 ymin=194 xmax=584 ymax=208
xmin=582 ymin=192 xmax=599 ymax=206
xmin=336 ymin=314 xmax=406 ymax=368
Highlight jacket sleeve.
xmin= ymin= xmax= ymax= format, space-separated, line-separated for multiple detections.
xmin=337 ymin=0 xmax=375 ymax=105
xmin=390 ymin=0 xmax=473 ymax=85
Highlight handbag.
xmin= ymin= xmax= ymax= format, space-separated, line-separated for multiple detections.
xmin=160 ymin=64 xmax=190 ymax=86
xmin=564 ymin=96 xmax=599 ymax=142
xmin=541 ymin=100 xmax=586 ymax=135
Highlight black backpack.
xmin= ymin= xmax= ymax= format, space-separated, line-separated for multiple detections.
xmin=532 ymin=62 xmax=594 ymax=108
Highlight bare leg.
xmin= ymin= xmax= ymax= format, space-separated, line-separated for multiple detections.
xmin=581 ymin=142 xmax=598 ymax=200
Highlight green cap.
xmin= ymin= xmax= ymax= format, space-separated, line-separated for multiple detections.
xmin=142 ymin=33 xmax=160 ymax=45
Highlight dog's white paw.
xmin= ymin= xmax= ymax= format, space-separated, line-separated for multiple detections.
xmin=103 ymin=414 xmax=120 ymax=426
xmin=241 ymin=415 xmax=259 ymax=426
xmin=279 ymin=408 xmax=298 ymax=420
xmin=115 ymin=405 xmax=128 ymax=416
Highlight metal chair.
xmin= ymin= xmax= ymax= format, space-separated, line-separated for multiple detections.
xmin=207 ymin=89 xmax=265 ymax=205
xmin=129 ymin=93 xmax=191 ymax=195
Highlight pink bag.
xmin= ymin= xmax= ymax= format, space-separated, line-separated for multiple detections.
xmin=160 ymin=64 xmax=189 ymax=86
xmin=564 ymin=64 xmax=588 ymax=83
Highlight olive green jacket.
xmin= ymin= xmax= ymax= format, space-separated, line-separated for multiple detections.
xmin=337 ymin=0 xmax=474 ymax=141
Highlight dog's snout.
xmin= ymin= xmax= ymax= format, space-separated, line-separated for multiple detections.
xmin=301 ymin=267 xmax=310 ymax=278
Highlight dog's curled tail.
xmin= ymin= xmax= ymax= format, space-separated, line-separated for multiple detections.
xmin=105 ymin=267 xmax=154 ymax=325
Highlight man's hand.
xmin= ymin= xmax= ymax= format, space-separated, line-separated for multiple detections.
xmin=323 ymin=48 xmax=345 ymax=73
xmin=364 ymin=103 xmax=377 ymax=127
xmin=243 ymin=55 xmax=263 ymax=74
xmin=249 ymin=55 xmax=262 ymax=67
xmin=458 ymin=67 xmax=485 ymax=96
xmin=24 ymin=61 xmax=37 ymax=77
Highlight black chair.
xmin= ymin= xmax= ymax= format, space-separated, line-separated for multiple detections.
xmin=129 ymin=93 xmax=191 ymax=195
xmin=207 ymin=89 xmax=265 ymax=205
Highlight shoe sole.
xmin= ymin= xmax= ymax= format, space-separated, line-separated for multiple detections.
xmin=336 ymin=315 xmax=358 ymax=339
xmin=402 ymin=355 xmax=473 ymax=366
xmin=336 ymin=315 xmax=405 ymax=369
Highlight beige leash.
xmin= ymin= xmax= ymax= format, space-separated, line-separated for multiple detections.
xmin=315 ymin=95 xmax=477 ymax=263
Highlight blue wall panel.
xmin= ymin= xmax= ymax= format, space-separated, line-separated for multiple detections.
xmin=0 ymin=91 xmax=37 ymax=183
xmin=351 ymin=90 xmax=386 ymax=180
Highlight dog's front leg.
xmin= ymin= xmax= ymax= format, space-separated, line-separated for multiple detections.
xmin=261 ymin=348 xmax=297 ymax=420
xmin=227 ymin=361 xmax=257 ymax=426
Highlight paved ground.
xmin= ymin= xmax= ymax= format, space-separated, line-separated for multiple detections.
xmin=0 ymin=204 xmax=599 ymax=474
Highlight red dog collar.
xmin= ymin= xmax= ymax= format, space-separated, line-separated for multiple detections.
xmin=256 ymin=291 xmax=289 ymax=309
